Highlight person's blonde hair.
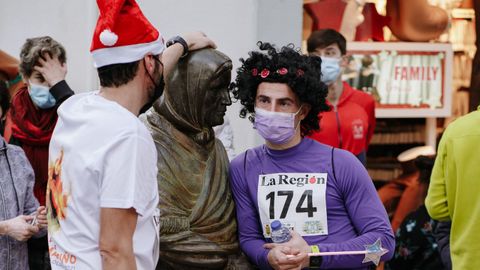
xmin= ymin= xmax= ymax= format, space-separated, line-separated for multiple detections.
xmin=19 ymin=36 xmax=66 ymax=79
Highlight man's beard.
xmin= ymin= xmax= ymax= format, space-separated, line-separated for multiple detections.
xmin=140 ymin=61 xmax=165 ymax=114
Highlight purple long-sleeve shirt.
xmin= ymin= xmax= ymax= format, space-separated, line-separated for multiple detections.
xmin=229 ymin=138 xmax=394 ymax=269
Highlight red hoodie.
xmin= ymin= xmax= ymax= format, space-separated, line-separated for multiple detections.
xmin=309 ymin=82 xmax=376 ymax=155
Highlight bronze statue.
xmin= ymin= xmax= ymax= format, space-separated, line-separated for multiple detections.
xmin=144 ymin=48 xmax=251 ymax=269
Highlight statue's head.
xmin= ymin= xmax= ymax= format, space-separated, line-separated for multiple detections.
xmin=156 ymin=48 xmax=232 ymax=143
xmin=200 ymin=52 xmax=232 ymax=127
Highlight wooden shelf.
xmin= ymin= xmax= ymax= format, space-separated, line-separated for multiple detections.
xmin=367 ymin=119 xmax=426 ymax=183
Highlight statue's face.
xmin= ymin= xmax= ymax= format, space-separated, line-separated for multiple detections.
xmin=203 ymin=69 xmax=232 ymax=127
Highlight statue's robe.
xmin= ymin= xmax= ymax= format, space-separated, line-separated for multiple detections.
xmin=144 ymin=49 xmax=251 ymax=269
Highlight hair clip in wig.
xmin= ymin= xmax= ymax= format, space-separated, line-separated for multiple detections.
xmin=296 ymin=69 xmax=304 ymax=77
xmin=277 ymin=67 xmax=288 ymax=75
xmin=260 ymin=68 xmax=270 ymax=78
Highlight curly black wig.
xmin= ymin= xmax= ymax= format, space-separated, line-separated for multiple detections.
xmin=231 ymin=42 xmax=330 ymax=136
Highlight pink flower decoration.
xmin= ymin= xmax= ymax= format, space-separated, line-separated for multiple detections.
xmin=251 ymin=68 xmax=258 ymax=76
xmin=260 ymin=68 xmax=270 ymax=78
xmin=277 ymin=67 xmax=288 ymax=75
xmin=296 ymin=69 xmax=304 ymax=77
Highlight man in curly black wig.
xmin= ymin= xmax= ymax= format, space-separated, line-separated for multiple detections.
xmin=229 ymin=42 xmax=394 ymax=269
xmin=232 ymin=42 xmax=329 ymax=138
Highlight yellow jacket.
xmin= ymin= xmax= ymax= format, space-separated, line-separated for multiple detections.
xmin=425 ymin=107 xmax=480 ymax=270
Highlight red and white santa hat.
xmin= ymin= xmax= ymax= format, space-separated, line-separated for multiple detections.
xmin=90 ymin=0 xmax=165 ymax=68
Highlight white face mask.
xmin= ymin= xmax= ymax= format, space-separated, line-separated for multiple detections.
xmin=320 ymin=57 xmax=341 ymax=85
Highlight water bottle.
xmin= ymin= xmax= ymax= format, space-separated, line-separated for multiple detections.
xmin=270 ymin=220 xmax=291 ymax=243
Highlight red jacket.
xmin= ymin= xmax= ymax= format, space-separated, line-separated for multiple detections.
xmin=309 ymin=82 xmax=376 ymax=155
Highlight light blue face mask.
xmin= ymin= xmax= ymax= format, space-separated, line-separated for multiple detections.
xmin=320 ymin=57 xmax=341 ymax=85
xmin=28 ymin=82 xmax=56 ymax=109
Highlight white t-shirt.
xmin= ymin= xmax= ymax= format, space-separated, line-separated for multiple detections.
xmin=46 ymin=92 xmax=160 ymax=270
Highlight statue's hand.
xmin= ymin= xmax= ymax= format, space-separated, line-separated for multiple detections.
xmin=181 ymin=31 xmax=217 ymax=51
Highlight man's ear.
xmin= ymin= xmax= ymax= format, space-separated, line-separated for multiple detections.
xmin=340 ymin=54 xmax=349 ymax=68
xmin=24 ymin=79 xmax=31 ymax=88
xmin=143 ymin=54 xmax=156 ymax=74
xmin=300 ymin=103 xmax=312 ymax=120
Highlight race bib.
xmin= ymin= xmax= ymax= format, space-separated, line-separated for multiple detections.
xmin=257 ymin=172 xmax=328 ymax=238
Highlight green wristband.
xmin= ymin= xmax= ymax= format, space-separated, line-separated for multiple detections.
xmin=309 ymin=245 xmax=322 ymax=268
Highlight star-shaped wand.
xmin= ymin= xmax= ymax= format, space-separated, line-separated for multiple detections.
xmin=306 ymin=238 xmax=389 ymax=266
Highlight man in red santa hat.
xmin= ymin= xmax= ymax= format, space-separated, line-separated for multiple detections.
xmin=46 ymin=0 xmax=215 ymax=269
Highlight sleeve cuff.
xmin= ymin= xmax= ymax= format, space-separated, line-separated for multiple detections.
xmin=100 ymin=199 xmax=146 ymax=217
xmin=49 ymin=80 xmax=74 ymax=103
xmin=260 ymin=248 xmax=274 ymax=270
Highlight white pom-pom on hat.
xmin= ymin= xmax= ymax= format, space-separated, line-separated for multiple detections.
xmin=100 ymin=29 xmax=118 ymax=46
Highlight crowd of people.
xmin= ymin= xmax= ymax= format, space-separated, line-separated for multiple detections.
xmin=1 ymin=0 xmax=479 ymax=269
